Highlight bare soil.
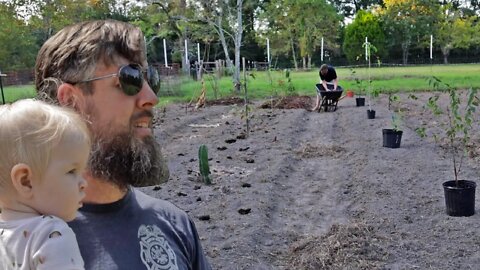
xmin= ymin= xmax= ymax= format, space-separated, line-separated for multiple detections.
xmin=142 ymin=92 xmax=480 ymax=270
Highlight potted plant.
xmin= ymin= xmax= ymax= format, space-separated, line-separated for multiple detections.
xmin=346 ymin=89 xmax=355 ymax=98
xmin=364 ymin=39 xmax=378 ymax=119
xmin=350 ymin=68 xmax=365 ymax=106
xmin=416 ymin=77 xmax=478 ymax=216
xmin=367 ymin=88 xmax=380 ymax=119
xmin=382 ymin=94 xmax=403 ymax=148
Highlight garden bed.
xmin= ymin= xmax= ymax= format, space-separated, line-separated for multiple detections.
xmin=144 ymin=92 xmax=480 ymax=269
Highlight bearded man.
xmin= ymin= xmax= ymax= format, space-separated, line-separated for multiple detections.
xmin=35 ymin=19 xmax=211 ymax=270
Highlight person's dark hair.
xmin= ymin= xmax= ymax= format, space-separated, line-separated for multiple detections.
xmin=320 ymin=64 xmax=328 ymax=72
xmin=35 ymin=20 xmax=147 ymax=103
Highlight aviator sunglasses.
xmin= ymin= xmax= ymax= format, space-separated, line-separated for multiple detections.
xmin=72 ymin=64 xmax=160 ymax=96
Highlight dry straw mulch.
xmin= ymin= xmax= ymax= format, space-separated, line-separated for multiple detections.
xmin=286 ymin=222 xmax=390 ymax=270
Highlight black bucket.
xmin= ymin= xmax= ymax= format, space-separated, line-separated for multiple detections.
xmin=367 ymin=110 xmax=376 ymax=119
xmin=356 ymin=97 xmax=365 ymax=107
xmin=382 ymin=129 xmax=402 ymax=148
xmin=443 ymin=180 xmax=476 ymax=217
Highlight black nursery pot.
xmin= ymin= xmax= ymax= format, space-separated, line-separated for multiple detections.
xmin=367 ymin=109 xmax=376 ymax=119
xmin=356 ymin=97 xmax=365 ymax=107
xmin=382 ymin=128 xmax=402 ymax=148
xmin=443 ymin=180 xmax=476 ymax=217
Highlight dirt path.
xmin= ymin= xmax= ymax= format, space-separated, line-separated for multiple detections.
xmin=142 ymin=93 xmax=480 ymax=269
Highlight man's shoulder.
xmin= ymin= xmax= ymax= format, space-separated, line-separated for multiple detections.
xmin=132 ymin=188 xmax=190 ymax=219
xmin=132 ymin=188 xmax=178 ymax=208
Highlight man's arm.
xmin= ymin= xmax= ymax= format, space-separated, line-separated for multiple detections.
xmin=333 ymin=78 xmax=338 ymax=91
xmin=322 ymin=80 xmax=329 ymax=91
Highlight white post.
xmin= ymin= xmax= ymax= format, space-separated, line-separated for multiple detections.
xmin=430 ymin=35 xmax=433 ymax=59
xmin=321 ymin=37 xmax=324 ymax=62
xmin=197 ymin=43 xmax=201 ymax=80
xmin=266 ymin=38 xmax=270 ymax=65
xmin=197 ymin=43 xmax=201 ymax=64
xmin=365 ymin=37 xmax=368 ymax=61
xmin=185 ymin=39 xmax=189 ymax=67
xmin=163 ymin=39 xmax=168 ymax=67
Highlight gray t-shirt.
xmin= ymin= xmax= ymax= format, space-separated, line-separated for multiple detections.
xmin=68 ymin=188 xmax=211 ymax=270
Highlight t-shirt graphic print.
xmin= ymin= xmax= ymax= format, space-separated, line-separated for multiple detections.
xmin=138 ymin=224 xmax=179 ymax=270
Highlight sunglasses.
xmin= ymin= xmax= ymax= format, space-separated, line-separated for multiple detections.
xmin=74 ymin=64 xmax=160 ymax=96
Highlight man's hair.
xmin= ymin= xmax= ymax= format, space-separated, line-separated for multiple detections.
xmin=35 ymin=20 xmax=147 ymax=103
xmin=320 ymin=64 xmax=329 ymax=73
xmin=0 ymin=99 xmax=91 ymax=190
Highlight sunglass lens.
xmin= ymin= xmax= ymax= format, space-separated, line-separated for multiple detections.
xmin=147 ymin=66 xmax=160 ymax=94
xmin=119 ymin=65 xmax=143 ymax=96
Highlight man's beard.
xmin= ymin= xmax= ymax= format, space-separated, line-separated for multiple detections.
xmin=87 ymin=123 xmax=169 ymax=190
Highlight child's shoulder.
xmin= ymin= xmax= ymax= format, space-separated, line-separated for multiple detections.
xmin=36 ymin=215 xmax=71 ymax=233
xmin=17 ymin=215 xmax=73 ymax=240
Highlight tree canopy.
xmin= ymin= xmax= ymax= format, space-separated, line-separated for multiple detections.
xmin=1 ymin=0 xmax=480 ymax=72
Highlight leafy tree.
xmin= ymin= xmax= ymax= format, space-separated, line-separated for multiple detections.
xmin=0 ymin=2 xmax=37 ymax=70
xmin=193 ymin=0 xmax=246 ymax=92
xmin=343 ymin=10 xmax=386 ymax=63
xmin=379 ymin=0 xmax=441 ymax=64
xmin=435 ymin=6 xmax=478 ymax=64
xmin=261 ymin=0 xmax=341 ymax=69
xmin=258 ymin=0 xmax=300 ymax=69
xmin=241 ymin=0 xmax=266 ymax=62
xmin=139 ymin=0 xmax=200 ymax=72
xmin=331 ymin=0 xmax=384 ymax=18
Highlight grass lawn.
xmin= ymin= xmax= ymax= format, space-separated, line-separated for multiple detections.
xmin=174 ymin=64 xmax=480 ymax=106
xmin=0 ymin=85 xmax=36 ymax=104
xmin=3 ymin=64 xmax=480 ymax=106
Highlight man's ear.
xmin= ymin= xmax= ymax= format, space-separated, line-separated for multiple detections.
xmin=10 ymin=164 xmax=35 ymax=199
xmin=57 ymin=83 xmax=86 ymax=111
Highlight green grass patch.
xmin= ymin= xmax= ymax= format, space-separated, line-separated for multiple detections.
xmin=175 ymin=64 xmax=480 ymax=101
xmin=4 ymin=64 xmax=480 ymax=106
xmin=0 ymin=85 xmax=36 ymax=104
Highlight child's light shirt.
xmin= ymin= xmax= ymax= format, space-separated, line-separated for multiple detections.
xmin=0 ymin=215 xmax=84 ymax=270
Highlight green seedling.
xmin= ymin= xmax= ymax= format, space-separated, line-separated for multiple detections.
xmin=198 ymin=144 xmax=212 ymax=185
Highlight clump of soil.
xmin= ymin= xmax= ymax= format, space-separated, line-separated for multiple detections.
xmin=286 ymin=222 xmax=390 ymax=270
xmin=259 ymin=95 xmax=313 ymax=110
xmin=206 ymin=97 xmax=246 ymax=106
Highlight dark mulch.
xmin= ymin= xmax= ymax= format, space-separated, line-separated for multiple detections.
xmin=259 ymin=96 xmax=313 ymax=110
xmin=206 ymin=97 xmax=246 ymax=106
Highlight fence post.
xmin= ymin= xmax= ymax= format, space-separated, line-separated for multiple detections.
xmin=0 ymin=70 xmax=6 ymax=104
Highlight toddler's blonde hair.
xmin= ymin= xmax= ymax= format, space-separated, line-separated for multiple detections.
xmin=0 ymin=99 xmax=90 ymax=191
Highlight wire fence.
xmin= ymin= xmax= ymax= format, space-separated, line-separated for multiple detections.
xmin=2 ymin=56 xmax=480 ymax=88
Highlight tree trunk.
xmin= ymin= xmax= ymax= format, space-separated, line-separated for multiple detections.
xmin=180 ymin=0 xmax=189 ymax=74
xmin=302 ymin=57 xmax=306 ymax=69
xmin=401 ymin=41 xmax=409 ymax=65
xmin=442 ymin=46 xmax=450 ymax=64
xmin=233 ymin=0 xmax=243 ymax=93
xmin=308 ymin=55 xmax=312 ymax=69
xmin=216 ymin=16 xmax=233 ymax=70
xmin=291 ymin=38 xmax=298 ymax=71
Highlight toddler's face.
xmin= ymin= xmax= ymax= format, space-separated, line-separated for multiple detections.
xmin=32 ymin=138 xmax=89 ymax=221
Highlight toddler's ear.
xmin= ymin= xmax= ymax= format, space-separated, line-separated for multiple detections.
xmin=10 ymin=164 xmax=34 ymax=199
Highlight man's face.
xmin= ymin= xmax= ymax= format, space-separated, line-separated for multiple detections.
xmin=79 ymin=60 xmax=168 ymax=188
xmin=321 ymin=69 xmax=327 ymax=76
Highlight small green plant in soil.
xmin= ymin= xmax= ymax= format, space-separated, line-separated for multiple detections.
xmin=284 ymin=69 xmax=296 ymax=96
xmin=388 ymin=94 xmax=402 ymax=131
xmin=350 ymin=68 xmax=366 ymax=97
xmin=416 ymin=76 xmax=479 ymax=182
xmin=198 ymin=144 xmax=212 ymax=185
xmin=363 ymin=38 xmax=379 ymax=111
